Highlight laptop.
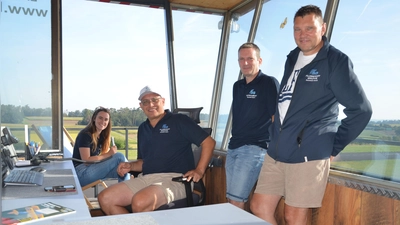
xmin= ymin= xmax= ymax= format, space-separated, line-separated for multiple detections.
xmin=1 ymin=148 xmax=44 ymax=187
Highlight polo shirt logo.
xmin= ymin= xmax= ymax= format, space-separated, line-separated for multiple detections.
xmin=160 ymin=124 xmax=170 ymax=133
xmin=246 ymin=89 xmax=257 ymax=99
xmin=305 ymin=69 xmax=320 ymax=82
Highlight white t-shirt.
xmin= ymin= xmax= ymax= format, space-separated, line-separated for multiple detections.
xmin=279 ymin=51 xmax=317 ymax=123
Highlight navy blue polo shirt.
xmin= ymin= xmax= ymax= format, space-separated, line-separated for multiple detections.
xmin=229 ymin=71 xmax=279 ymax=150
xmin=72 ymin=127 xmax=105 ymax=167
xmin=138 ymin=110 xmax=209 ymax=175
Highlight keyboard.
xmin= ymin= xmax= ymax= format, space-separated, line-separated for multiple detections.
xmin=4 ymin=170 xmax=44 ymax=186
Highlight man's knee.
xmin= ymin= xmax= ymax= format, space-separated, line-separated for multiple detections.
xmin=98 ymin=189 xmax=112 ymax=209
xmin=130 ymin=194 xmax=150 ymax=212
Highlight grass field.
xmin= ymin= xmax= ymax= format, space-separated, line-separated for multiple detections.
xmin=2 ymin=117 xmax=138 ymax=160
xmin=3 ymin=117 xmax=400 ymax=180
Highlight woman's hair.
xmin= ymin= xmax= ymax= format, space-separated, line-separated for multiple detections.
xmin=85 ymin=106 xmax=112 ymax=154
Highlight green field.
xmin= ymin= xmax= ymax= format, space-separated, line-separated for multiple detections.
xmin=3 ymin=117 xmax=400 ymax=180
xmin=2 ymin=117 xmax=138 ymax=160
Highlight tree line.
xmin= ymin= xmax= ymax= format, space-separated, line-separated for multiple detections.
xmin=1 ymin=104 xmax=147 ymax=127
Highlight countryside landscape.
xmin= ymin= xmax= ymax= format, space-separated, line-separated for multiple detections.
xmin=1 ymin=104 xmax=400 ymax=182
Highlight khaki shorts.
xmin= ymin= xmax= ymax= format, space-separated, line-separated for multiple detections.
xmin=255 ymin=153 xmax=330 ymax=208
xmin=123 ymin=173 xmax=187 ymax=204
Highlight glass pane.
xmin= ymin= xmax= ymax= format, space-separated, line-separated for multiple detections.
xmin=172 ymin=10 xmax=222 ymax=127
xmin=62 ymin=1 xmax=169 ymax=160
xmin=0 ymin=0 xmax=52 ymax=153
xmin=330 ymin=0 xmax=400 ymax=182
xmin=214 ymin=9 xmax=255 ymax=149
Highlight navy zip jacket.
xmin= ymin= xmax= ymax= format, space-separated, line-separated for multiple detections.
xmin=268 ymin=36 xmax=372 ymax=163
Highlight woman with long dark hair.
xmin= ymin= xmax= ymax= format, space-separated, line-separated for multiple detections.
xmin=73 ymin=106 xmax=129 ymax=186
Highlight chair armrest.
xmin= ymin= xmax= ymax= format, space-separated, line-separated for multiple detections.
xmin=172 ymin=176 xmax=194 ymax=206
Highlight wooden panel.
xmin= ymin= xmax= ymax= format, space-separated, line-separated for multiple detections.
xmin=170 ymin=0 xmax=245 ymax=10
xmin=361 ymin=192 xmax=394 ymax=225
xmin=334 ymin=185 xmax=361 ymax=225
xmin=395 ymin=199 xmax=400 ymax=225
xmin=204 ymin=154 xmax=227 ymax=205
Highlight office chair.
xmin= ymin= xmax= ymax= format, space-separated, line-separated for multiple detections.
xmin=82 ymin=180 xmax=108 ymax=209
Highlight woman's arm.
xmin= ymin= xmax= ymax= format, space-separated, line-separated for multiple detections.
xmin=79 ymin=145 xmax=116 ymax=162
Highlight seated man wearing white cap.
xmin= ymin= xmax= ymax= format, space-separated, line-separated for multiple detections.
xmin=98 ymin=86 xmax=216 ymax=215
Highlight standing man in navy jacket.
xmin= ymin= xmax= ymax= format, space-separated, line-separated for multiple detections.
xmin=251 ymin=5 xmax=372 ymax=225
xmin=225 ymin=42 xmax=278 ymax=210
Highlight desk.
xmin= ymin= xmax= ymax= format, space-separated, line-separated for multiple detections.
xmin=56 ymin=203 xmax=270 ymax=225
xmin=2 ymin=162 xmax=270 ymax=225
xmin=2 ymin=161 xmax=91 ymax=224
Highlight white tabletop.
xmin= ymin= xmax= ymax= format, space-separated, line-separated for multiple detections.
xmin=56 ymin=203 xmax=270 ymax=225
xmin=2 ymin=161 xmax=91 ymax=224
xmin=2 ymin=161 xmax=270 ymax=225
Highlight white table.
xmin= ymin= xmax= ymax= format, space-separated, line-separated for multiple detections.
xmin=2 ymin=161 xmax=91 ymax=224
xmin=2 ymin=161 xmax=270 ymax=225
xmin=56 ymin=203 xmax=270 ymax=225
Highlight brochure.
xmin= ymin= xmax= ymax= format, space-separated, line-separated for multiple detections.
xmin=2 ymin=202 xmax=75 ymax=224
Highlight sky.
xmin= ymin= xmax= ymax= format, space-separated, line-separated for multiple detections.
xmin=1 ymin=0 xmax=399 ymax=120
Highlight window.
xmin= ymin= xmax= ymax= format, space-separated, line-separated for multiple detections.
xmin=214 ymin=9 xmax=255 ymax=149
xmin=329 ymin=0 xmax=400 ymax=182
xmin=172 ymin=10 xmax=222 ymax=127
xmin=62 ymin=1 xmax=169 ymax=160
xmin=0 ymin=0 xmax=52 ymax=152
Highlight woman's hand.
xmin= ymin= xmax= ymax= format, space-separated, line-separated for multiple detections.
xmin=109 ymin=145 xmax=118 ymax=155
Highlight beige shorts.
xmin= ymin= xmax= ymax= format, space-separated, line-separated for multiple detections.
xmin=255 ymin=153 xmax=330 ymax=208
xmin=123 ymin=173 xmax=187 ymax=204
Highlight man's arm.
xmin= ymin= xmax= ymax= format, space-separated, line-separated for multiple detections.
xmin=330 ymin=56 xmax=372 ymax=155
xmin=184 ymin=136 xmax=215 ymax=182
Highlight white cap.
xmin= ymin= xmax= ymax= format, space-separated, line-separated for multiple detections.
xmin=138 ymin=85 xmax=161 ymax=100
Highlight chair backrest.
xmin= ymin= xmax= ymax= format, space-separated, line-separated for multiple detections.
xmin=172 ymin=107 xmax=203 ymax=124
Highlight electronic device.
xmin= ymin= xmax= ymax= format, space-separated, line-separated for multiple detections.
xmin=1 ymin=127 xmax=19 ymax=146
xmin=30 ymin=167 xmax=46 ymax=173
xmin=172 ymin=176 xmax=188 ymax=182
xmin=1 ymin=149 xmax=44 ymax=187
xmin=44 ymin=185 xmax=75 ymax=192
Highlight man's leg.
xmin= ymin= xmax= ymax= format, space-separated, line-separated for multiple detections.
xmin=227 ymin=198 xmax=245 ymax=209
xmin=283 ymin=158 xmax=330 ymax=225
xmin=98 ymin=182 xmax=134 ymax=215
xmin=251 ymin=193 xmax=281 ymax=225
xmin=225 ymin=146 xmax=266 ymax=209
xmin=130 ymin=185 xmax=167 ymax=212
xmin=284 ymin=205 xmax=309 ymax=225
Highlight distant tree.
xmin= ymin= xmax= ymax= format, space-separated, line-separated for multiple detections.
xmin=78 ymin=108 xmax=93 ymax=125
xmin=395 ymin=126 xmax=400 ymax=136
xmin=1 ymin=104 xmax=24 ymax=123
xmin=67 ymin=110 xmax=82 ymax=117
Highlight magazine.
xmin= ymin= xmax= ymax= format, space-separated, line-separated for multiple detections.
xmin=2 ymin=202 xmax=75 ymax=224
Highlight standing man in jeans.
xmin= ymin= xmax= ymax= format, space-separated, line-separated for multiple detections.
xmin=225 ymin=42 xmax=279 ymax=209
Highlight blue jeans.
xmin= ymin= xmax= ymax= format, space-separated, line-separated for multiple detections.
xmin=75 ymin=152 xmax=130 ymax=186
xmin=225 ymin=145 xmax=266 ymax=202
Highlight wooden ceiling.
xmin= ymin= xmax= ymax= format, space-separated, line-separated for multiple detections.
xmin=169 ymin=0 xmax=246 ymax=11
